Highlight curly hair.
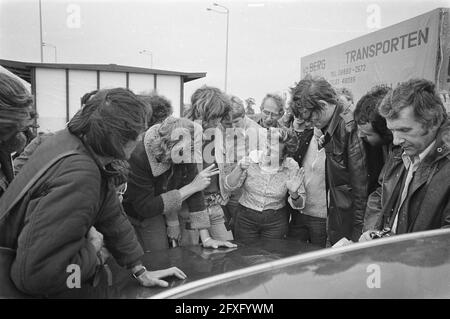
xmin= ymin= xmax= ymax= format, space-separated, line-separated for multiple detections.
xmin=148 ymin=117 xmax=197 ymax=163
xmin=186 ymin=85 xmax=232 ymax=129
xmin=354 ymin=85 xmax=393 ymax=145
xmin=0 ymin=73 xmax=35 ymax=140
xmin=267 ymin=127 xmax=299 ymax=160
xmin=139 ymin=93 xmax=173 ymax=128
xmin=289 ymin=75 xmax=338 ymax=121
xmin=68 ymin=88 xmax=150 ymax=159
xmin=379 ymin=79 xmax=447 ymax=130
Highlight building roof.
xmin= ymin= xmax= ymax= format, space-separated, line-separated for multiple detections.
xmin=0 ymin=59 xmax=206 ymax=83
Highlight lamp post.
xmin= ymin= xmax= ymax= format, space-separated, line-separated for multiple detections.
xmin=207 ymin=2 xmax=229 ymax=93
xmin=39 ymin=0 xmax=43 ymax=62
xmin=139 ymin=50 xmax=153 ymax=68
xmin=42 ymin=42 xmax=57 ymax=62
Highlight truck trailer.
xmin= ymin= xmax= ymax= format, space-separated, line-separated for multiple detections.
xmin=300 ymin=8 xmax=450 ymax=112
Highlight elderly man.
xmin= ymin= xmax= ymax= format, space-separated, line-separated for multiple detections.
xmin=257 ymin=93 xmax=285 ymax=128
xmin=290 ymin=75 xmax=368 ymax=244
xmin=360 ymin=79 xmax=450 ymax=240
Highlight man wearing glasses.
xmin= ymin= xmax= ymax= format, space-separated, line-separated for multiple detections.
xmin=257 ymin=93 xmax=285 ymax=129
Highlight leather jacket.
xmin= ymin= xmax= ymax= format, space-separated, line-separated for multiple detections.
xmin=322 ymin=104 xmax=369 ymax=244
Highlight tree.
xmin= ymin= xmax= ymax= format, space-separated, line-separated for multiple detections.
xmin=245 ymin=97 xmax=256 ymax=115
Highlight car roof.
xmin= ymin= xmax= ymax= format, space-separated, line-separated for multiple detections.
xmin=152 ymin=229 xmax=450 ymax=299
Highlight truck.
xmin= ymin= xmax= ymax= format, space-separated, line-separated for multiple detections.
xmin=300 ymin=7 xmax=450 ymax=112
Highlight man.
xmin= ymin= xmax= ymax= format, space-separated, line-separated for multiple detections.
xmin=256 ymin=93 xmax=285 ymax=128
xmin=290 ymin=75 xmax=368 ymax=244
xmin=336 ymin=87 xmax=354 ymax=115
xmin=223 ymin=95 xmax=262 ymax=232
xmin=286 ymin=106 xmax=328 ymax=247
xmin=354 ymin=85 xmax=393 ymax=195
xmin=360 ymin=79 xmax=450 ymax=239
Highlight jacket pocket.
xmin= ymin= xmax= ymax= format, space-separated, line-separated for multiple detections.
xmin=333 ymin=184 xmax=353 ymax=210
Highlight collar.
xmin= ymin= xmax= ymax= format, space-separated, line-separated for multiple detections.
xmin=81 ymin=136 xmax=115 ymax=169
xmin=249 ymin=150 xmax=289 ymax=172
xmin=401 ymin=140 xmax=436 ymax=170
xmin=324 ymin=103 xmax=343 ymax=139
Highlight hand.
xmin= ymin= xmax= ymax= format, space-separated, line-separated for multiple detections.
xmin=98 ymin=247 xmax=111 ymax=263
xmin=286 ymin=168 xmax=305 ymax=194
xmin=359 ymin=230 xmax=375 ymax=242
xmin=238 ymin=156 xmax=251 ymax=171
xmin=167 ymin=225 xmax=181 ymax=242
xmin=88 ymin=226 xmax=103 ymax=253
xmin=190 ymin=164 xmax=220 ymax=192
xmin=202 ymin=238 xmax=237 ymax=249
xmin=317 ymin=135 xmax=326 ymax=149
xmin=137 ymin=267 xmax=187 ymax=288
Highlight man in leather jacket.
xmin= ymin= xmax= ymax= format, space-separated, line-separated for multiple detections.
xmin=290 ymin=75 xmax=369 ymax=244
xmin=360 ymin=79 xmax=450 ymax=240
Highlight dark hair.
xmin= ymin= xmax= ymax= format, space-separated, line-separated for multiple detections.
xmin=80 ymin=90 xmax=98 ymax=107
xmin=186 ymin=85 xmax=232 ymax=129
xmin=68 ymin=88 xmax=150 ymax=159
xmin=379 ymin=79 xmax=447 ymax=130
xmin=289 ymin=75 xmax=338 ymax=121
xmin=354 ymin=85 xmax=393 ymax=144
xmin=139 ymin=93 xmax=173 ymax=128
xmin=0 ymin=73 xmax=35 ymax=140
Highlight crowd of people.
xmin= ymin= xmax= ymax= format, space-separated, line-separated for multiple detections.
xmin=0 ymin=71 xmax=448 ymax=297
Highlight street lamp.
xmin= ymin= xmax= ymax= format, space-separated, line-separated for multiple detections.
xmin=39 ymin=0 xmax=43 ymax=62
xmin=207 ymin=2 xmax=229 ymax=93
xmin=139 ymin=50 xmax=153 ymax=68
xmin=42 ymin=42 xmax=57 ymax=62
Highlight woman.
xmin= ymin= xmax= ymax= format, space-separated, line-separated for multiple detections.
xmin=225 ymin=127 xmax=306 ymax=240
xmin=123 ymin=116 xmax=237 ymax=251
xmin=0 ymin=88 xmax=186 ymax=297
xmin=185 ymin=86 xmax=236 ymax=241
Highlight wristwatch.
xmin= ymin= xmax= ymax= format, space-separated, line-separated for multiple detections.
xmin=132 ymin=265 xmax=147 ymax=280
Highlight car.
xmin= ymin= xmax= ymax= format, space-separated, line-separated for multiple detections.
xmin=151 ymin=228 xmax=450 ymax=299
xmin=0 ymin=238 xmax=319 ymax=298
xmin=2 ymin=229 xmax=449 ymax=298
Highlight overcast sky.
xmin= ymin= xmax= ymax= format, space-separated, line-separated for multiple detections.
xmin=1 ymin=0 xmax=449 ymax=108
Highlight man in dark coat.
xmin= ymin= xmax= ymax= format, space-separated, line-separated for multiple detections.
xmin=0 ymin=89 xmax=186 ymax=297
xmin=361 ymin=79 xmax=450 ymax=240
xmin=290 ymin=75 xmax=369 ymax=244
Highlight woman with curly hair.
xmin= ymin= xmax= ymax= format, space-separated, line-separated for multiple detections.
xmin=185 ymin=85 xmax=236 ymax=241
xmin=123 ymin=116 xmax=236 ymax=251
xmin=224 ymin=127 xmax=306 ymax=240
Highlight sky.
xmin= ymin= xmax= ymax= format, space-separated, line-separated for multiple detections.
xmin=1 ymin=0 xmax=449 ymax=108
